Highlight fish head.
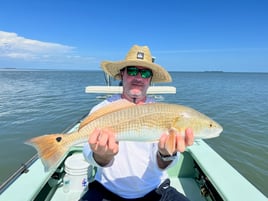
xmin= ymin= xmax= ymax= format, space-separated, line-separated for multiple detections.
xmin=195 ymin=119 xmax=223 ymax=139
xmin=172 ymin=111 xmax=223 ymax=139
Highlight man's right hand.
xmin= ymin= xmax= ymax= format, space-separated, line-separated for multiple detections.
xmin=89 ymin=128 xmax=119 ymax=166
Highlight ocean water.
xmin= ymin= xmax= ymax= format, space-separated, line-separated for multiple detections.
xmin=0 ymin=70 xmax=267 ymax=196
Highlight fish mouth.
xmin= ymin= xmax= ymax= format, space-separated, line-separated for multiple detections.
xmin=216 ymin=123 xmax=223 ymax=135
xmin=215 ymin=126 xmax=223 ymax=137
xmin=198 ymin=125 xmax=223 ymax=139
xmin=212 ymin=125 xmax=223 ymax=138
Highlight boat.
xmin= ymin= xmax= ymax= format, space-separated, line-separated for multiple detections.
xmin=0 ymin=77 xmax=267 ymax=201
xmin=88 ymin=72 xmax=176 ymax=94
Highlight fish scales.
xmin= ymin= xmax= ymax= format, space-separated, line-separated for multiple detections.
xmin=25 ymin=100 xmax=223 ymax=171
xmin=78 ymin=103 xmax=211 ymax=141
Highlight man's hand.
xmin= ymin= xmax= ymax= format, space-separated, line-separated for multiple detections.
xmin=89 ymin=128 xmax=119 ymax=166
xmin=158 ymin=128 xmax=194 ymax=155
xmin=157 ymin=128 xmax=194 ymax=169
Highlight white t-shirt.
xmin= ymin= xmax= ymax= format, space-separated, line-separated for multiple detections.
xmin=83 ymin=95 xmax=179 ymax=199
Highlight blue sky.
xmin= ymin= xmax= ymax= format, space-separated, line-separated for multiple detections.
xmin=0 ymin=0 xmax=268 ymax=72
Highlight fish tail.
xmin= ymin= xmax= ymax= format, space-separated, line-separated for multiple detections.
xmin=25 ymin=133 xmax=75 ymax=171
xmin=165 ymin=128 xmax=177 ymax=155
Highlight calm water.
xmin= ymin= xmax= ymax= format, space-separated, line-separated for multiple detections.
xmin=0 ymin=70 xmax=267 ymax=196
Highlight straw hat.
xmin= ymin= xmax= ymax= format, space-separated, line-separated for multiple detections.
xmin=101 ymin=45 xmax=172 ymax=83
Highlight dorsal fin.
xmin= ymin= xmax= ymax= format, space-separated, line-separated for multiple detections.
xmin=79 ymin=99 xmax=135 ymax=129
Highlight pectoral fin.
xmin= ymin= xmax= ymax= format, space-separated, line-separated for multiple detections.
xmin=165 ymin=128 xmax=177 ymax=155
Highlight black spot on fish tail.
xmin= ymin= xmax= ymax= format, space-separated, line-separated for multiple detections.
xmin=56 ymin=136 xmax=62 ymax=142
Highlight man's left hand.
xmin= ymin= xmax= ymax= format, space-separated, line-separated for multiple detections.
xmin=158 ymin=128 xmax=194 ymax=156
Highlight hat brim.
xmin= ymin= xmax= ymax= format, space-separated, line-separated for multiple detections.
xmin=101 ymin=60 xmax=172 ymax=83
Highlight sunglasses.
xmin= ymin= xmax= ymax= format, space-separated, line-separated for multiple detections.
xmin=125 ymin=66 xmax=153 ymax=79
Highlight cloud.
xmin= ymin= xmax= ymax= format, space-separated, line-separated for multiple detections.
xmin=0 ymin=31 xmax=75 ymax=60
xmin=0 ymin=31 xmax=98 ymax=69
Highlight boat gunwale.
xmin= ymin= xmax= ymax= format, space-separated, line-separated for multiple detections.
xmin=0 ymin=113 xmax=88 ymax=195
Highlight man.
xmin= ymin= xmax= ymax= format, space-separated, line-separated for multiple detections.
xmin=81 ymin=45 xmax=194 ymax=201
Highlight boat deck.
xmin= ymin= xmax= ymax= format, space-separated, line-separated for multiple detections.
xmin=49 ymin=178 xmax=205 ymax=201
xmin=1 ymin=141 xmax=267 ymax=201
xmin=47 ymin=144 xmax=204 ymax=201
xmin=49 ymin=149 xmax=206 ymax=201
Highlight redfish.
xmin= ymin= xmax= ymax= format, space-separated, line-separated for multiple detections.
xmin=26 ymin=99 xmax=223 ymax=171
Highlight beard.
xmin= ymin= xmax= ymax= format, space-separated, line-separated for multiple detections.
xmin=122 ymin=78 xmax=150 ymax=103
xmin=129 ymin=88 xmax=142 ymax=97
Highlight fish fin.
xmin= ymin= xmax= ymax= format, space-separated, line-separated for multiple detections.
xmin=25 ymin=133 xmax=74 ymax=171
xmin=165 ymin=128 xmax=177 ymax=155
xmin=79 ymin=99 xmax=135 ymax=129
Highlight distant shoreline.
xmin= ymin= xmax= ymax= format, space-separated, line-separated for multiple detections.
xmin=203 ymin=70 xmax=224 ymax=73
xmin=0 ymin=67 xmax=17 ymax=70
xmin=0 ymin=68 xmax=267 ymax=74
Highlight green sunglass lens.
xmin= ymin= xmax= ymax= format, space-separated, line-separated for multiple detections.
xmin=126 ymin=67 xmax=152 ymax=78
xmin=140 ymin=70 xmax=152 ymax=78
xmin=127 ymin=67 xmax=139 ymax=76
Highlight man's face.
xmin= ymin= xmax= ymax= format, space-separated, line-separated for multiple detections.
xmin=121 ymin=66 xmax=152 ymax=101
